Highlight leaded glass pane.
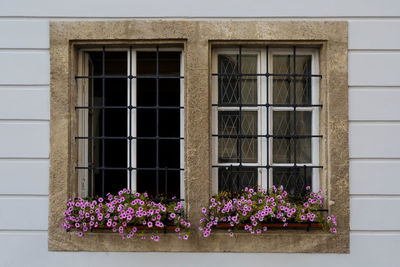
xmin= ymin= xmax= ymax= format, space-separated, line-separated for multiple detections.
xmin=218 ymin=111 xmax=257 ymax=163
xmin=218 ymin=54 xmax=257 ymax=105
xmin=272 ymin=55 xmax=311 ymax=105
xmin=273 ymin=167 xmax=312 ymax=196
xmin=273 ymin=111 xmax=312 ymax=163
xmin=218 ymin=167 xmax=258 ymax=193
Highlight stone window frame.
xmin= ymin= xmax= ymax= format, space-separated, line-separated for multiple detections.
xmin=49 ymin=20 xmax=349 ymax=253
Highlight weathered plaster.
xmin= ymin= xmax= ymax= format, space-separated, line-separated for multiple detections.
xmin=49 ymin=20 xmax=348 ymax=253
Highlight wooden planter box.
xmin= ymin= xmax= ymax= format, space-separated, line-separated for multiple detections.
xmin=215 ymin=222 xmax=323 ymax=230
xmin=94 ymin=224 xmax=178 ymax=231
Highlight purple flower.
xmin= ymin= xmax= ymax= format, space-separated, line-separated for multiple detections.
xmin=77 ymin=232 xmax=83 ymax=237
xmin=183 ymin=234 xmax=189 ymax=240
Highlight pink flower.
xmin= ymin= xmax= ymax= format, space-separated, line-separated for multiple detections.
xmin=77 ymin=232 xmax=83 ymax=237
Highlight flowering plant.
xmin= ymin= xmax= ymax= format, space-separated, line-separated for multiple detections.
xmin=199 ymin=186 xmax=337 ymax=238
xmin=61 ymin=188 xmax=190 ymax=241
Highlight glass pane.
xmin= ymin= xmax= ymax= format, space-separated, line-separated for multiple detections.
xmin=88 ymin=51 xmax=127 ymax=76
xmin=218 ymin=167 xmax=258 ymax=193
xmin=241 ymin=55 xmax=257 ymax=74
xmin=241 ymin=112 xmax=258 ymax=162
xmin=273 ymin=111 xmax=311 ymax=136
xmin=137 ymin=51 xmax=181 ymax=76
xmin=218 ymin=54 xmax=257 ymax=105
xmin=218 ymin=111 xmax=257 ymax=163
xmin=272 ymin=55 xmax=312 ymax=105
xmin=273 ymin=111 xmax=312 ymax=163
xmin=273 ymin=167 xmax=312 ymax=196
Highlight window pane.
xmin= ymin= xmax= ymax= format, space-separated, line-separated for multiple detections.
xmin=273 ymin=111 xmax=312 ymax=163
xmin=137 ymin=51 xmax=181 ymax=76
xmin=218 ymin=54 xmax=257 ymax=105
xmin=273 ymin=167 xmax=312 ymax=196
xmin=136 ymin=51 xmax=182 ymax=198
xmin=272 ymin=55 xmax=311 ymax=105
xmin=218 ymin=111 xmax=257 ymax=163
xmin=89 ymin=51 xmax=127 ymax=76
xmin=218 ymin=167 xmax=258 ymax=193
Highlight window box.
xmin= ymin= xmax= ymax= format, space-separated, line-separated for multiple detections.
xmin=199 ymin=186 xmax=337 ymax=238
xmin=214 ymin=222 xmax=323 ymax=230
xmin=61 ymin=189 xmax=190 ymax=241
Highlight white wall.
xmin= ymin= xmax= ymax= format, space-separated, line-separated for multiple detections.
xmin=0 ymin=1 xmax=400 ymax=266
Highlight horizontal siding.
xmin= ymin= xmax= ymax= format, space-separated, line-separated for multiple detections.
xmin=0 ymin=51 xmax=49 ymax=85
xmin=0 ymin=87 xmax=49 ymax=120
xmin=0 ymin=122 xmax=49 ymax=158
xmin=350 ymin=160 xmax=400 ymax=195
xmin=1 ymin=0 xmax=400 ymax=17
xmin=349 ymin=52 xmax=400 ymax=86
xmin=0 ymin=15 xmax=398 ymax=267
xmin=349 ymin=122 xmax=400 ymax=158
xmin=0 ymin=20 xmax=48 ymax=49
xmin=351 ymin=197 xmax=400 ymax=230
xmin=349 ymin=88 xmax=400 ymax=121
xmin=0 ymin=233 xmax=399 ymax=267
xmin=0 ymin=160 xmax=49 ymax=195
xmin=349 ymin=20 xmax=400 ymax=50
xmin=0 ymin=197 xmax=48 ymax=230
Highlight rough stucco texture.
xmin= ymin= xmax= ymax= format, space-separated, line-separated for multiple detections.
xmin=49 ymin=20 xmax=348 ymax=253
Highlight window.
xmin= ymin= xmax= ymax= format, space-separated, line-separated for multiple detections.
xmin=49 ymin=20 xmax=349 ymax=253
xmin=211 ymin=47 xmax=321 ymax=196
xmin=76 ymin=47 xmax=184 ymax=200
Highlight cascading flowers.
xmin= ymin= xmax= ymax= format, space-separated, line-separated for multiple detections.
xmin=61 ymin=188 xmax=190 ymax=241
xmin=199 ymin=186 xmax=337 ymax=237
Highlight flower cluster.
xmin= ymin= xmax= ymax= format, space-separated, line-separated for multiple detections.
xmin=199 ymin=186 xmax=337 ymax=237
xmin=61 ymin=188 xmax=190 ymax=241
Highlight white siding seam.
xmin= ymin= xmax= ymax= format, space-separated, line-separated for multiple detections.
xmin=349 ymin=49 xmax=400 ymax=52
xmin=350 ymin=85 xmax=400 ymax=89
xmin=349 ymin=87 xmax=400 ymax=90
xmin=349 ymin=50 xmax=400 ymax=54
xmin=0 ymin=158 xmax=49 ymax=161
xmin=349 ymin=120 xmax=400 ymax=123
xmin=0 ymin=230 xmax=47 ymax=234
xmin=0 ymin=84 xmax=49 ymax=87
xmin=351 ymin=230 xmax=400 ymax=234
xmin=350 ymin=121 xmax=400 ymax=125
xmin=0 ymin=157 xmax=49 ymax=160
xmin=350 ymin=195 xmax=400 ymax=199
xmin=0 ymin=195 xmax=48 ymax=199
xmin=0 ymin=48 xmax=49 ymax=52
xmin=0 ymin=85 xmax=49 ymax=88
xmin=0 ymin=119 xmax=50 ymax=122
xmin=350 ymin=158 xmax=400 ymax=161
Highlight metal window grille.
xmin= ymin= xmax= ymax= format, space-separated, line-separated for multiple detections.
xmin=212 ymin=46 xmax=323 ymax=196
xmin=75 ymin=46 xmax=184 ymax=200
